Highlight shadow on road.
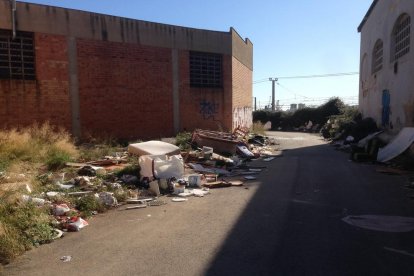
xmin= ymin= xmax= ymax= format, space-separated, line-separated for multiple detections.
xmin=205 ymin=142 xmax=414 ymax=275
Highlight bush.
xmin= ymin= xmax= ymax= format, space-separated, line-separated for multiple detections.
xmin=75 ymin=195 xmax=106 ymax=217
xmin=46 ymin=147 xmax=72 ymax=171
xmin=175 ymin=132 xmax=192 ymax=150
xmin=253 ymin=97 xmax=346 ymax=130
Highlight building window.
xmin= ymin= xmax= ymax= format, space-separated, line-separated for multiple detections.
xmin=392 ymin=14 xmax=411 ymax=61
xmin=190 ymin=51 xmax=222 ymax=88
xmin=372 ymin=39 xmax=383 ymax=74
xmin=0 ymin=29 xmax=35 ymax=80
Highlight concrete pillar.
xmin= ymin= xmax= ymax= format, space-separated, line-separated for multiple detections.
xmin=67 ymin=37 xmax=81 ymax=138
xmin=172 ymin=48 xmax=180 ymax=134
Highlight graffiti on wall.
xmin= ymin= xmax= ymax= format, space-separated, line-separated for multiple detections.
xmin=233 ymin=106 xmax=252 ymax=129
xmin=199 ymin=100 xmax=219 ymax=120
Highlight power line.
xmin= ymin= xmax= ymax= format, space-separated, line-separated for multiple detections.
xmin=253 ymin=71 xmax=359 ymax=84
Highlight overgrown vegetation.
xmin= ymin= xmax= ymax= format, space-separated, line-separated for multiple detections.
xmin=253 ymin=97 xmax=345 ymax=131
xmin=250 ymin=121 xmax=267 ymax=135
xmin=0 ymin=194 xmax=55 ymax=264
xmin=0 ymin=123 xmax=78 ymax=173
xmin=175 ymin=132 xmax=192 ymax=150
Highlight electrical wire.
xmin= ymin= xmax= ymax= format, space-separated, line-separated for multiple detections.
xmin=253 ymin=71 xmax=358 ymax=84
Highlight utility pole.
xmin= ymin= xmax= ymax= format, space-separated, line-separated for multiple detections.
xmin=254 ymin=97 xmax=257 ymax=111
xmin=269 ymin=78 xmax=278 ymax=111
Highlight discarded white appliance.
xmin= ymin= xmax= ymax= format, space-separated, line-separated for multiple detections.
xmin=377 ymin=127 xmax=414 ymax=162
xmin=139 ymin=155 xmax=184 ymax=179
xmin=128 ymin=141 xmax=181 ymax=156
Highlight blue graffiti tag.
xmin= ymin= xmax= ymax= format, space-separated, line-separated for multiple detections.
xmin=199 ymin=100 xmax=218 ymax=120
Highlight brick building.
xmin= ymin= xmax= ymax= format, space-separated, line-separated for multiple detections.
xmin=0 ymin=1 xmax=253 ymax=139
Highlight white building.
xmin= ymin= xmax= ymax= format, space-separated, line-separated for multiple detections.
xmin=358 ymin=0 xmax=414 ymax=131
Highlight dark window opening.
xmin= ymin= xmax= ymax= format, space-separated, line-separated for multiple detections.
xmin=372 ymin=39 xmax=383 ymax=74
xmin=392 ymin=14 xmax=410 ymax=61
xmin=190 ymin=51 xmax=222 ymax=88
xmin=0 ymin=29 xmax=36 ymax=80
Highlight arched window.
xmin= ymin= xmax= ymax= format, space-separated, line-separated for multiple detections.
xmin=372 ymin=39 xmax=383 ymax=74
xmin=392 ymin=13 xmax=411 ymax=61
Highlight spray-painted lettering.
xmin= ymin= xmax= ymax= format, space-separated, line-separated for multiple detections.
xmin=199 ymin=100 xmax=219 ymax=120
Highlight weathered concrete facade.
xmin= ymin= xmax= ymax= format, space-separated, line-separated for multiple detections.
xmin=0 ymin=0 xmax=253 ymax=139
xmin=358 ymin=0 xmax=414 ymax=131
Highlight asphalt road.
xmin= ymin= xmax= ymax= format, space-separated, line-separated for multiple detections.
xmin=4 ymin=131 xmax=414 ymax=276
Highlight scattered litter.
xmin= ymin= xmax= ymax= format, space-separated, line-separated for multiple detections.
xmin=203 ymin=181 xmax=232 ymax=189
xmin=67 ymin=217 xmax=89 ymax=232
xmin=228 ymin=180 xmax=244 ymax=186
xmin=178 ymin=192 xmax=193 ymax=197
xmin=236 ymin=145 xmax=255 ymax=158
xmin=263 ymin=157 xmax=275 ymax=162
xmin=192 ymin=188 xmax=210 ymax=197
xmin=120 ymin=175 xmax=138 ymax=185
xmin=77 ymin=165 xmax=97 ymax=177
xmin=53 ymin=204 xmax=71 ymax=216
xmin=60 ymin=255 xmax=72 ymax=262
xmin=126 ymin=198 xmax=153 ymax=204
xmin=56 ymin=182 xmax=75 ymax=189
xmin=52 ymin=229 xmax=64 ymax=240
xmin=342 ymin=215 xmax=414 ymax=232
xmin=46 ymin=191 xmax=64 ymax=198
xmin=188 ymin=174 xmax=202 ymax=187
xmin=124 ymin=204 xmax=147 ymax=210
xmin=147 ymin=199 xmax=166 ymax=206
xmin=188 ymin=163 xmax=230 ymax=175
xmin=67 ymin=191 xmax=93 ymax=196
xmin=21 ymin=195 xmax=47 ymax=206
xmin=172 ymin=197 xmax=188 ymax=202
xmin=148 ymin=181 xmax=161 ymax=196
xmin=244 ymin=176 xmax=257 ymax=180
xmin=98 ymin=192 xmax=118 ymax=206
xmin=147 ymin=214 xmax=152 ymax=217
xmin=173 ymin=184 xmax=186 ymax=195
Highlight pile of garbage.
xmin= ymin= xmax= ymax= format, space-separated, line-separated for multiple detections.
xmin=330 ymin=126 xmax=414 ymax=170
xmin=8 ymin=128 xmax=280 ymax=239
xmin=124 ymin=129 xmax=280 ymax=209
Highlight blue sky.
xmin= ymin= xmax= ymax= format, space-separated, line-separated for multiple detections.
xmin=22 ymin=0 xmax=373 ymax=109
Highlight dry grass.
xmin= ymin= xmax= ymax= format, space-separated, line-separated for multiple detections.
xmin=250 ymin=121 xmax=266 ymax=135
xmin=0 ymin=122 xmax=78 ymax=173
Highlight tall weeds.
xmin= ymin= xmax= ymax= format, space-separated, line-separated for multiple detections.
xmin=0 ymin=123 xmax=78 ymax=173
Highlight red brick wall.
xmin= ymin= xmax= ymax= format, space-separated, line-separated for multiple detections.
xmin=76 ymin=39 xmax=174 ymax=139
xmin=232 ymin=57 xmax=252 ymax=129
xmin=0 ymin=33 xmax=71 ymax=129
xmin=178 ymin=50 xmax=233 ymax=132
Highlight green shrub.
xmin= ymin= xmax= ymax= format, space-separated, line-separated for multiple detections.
xmin=75 ymin=195 xmax=106 ymax=217
xmin=0 ymin=197 xmax=55 ymax=264
xmin=175 ymin=132 xmax=192 ymax=150
xmin=46 ymin=147 xmax=72 ymax=171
